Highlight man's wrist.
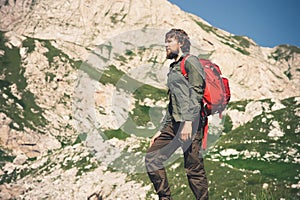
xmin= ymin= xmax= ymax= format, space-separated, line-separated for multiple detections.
xmin=184 ymin=121 xmax=192 ymax=126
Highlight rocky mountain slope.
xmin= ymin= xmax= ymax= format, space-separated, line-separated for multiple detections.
xmin=0 ymin=0 xmax=299 ymax=199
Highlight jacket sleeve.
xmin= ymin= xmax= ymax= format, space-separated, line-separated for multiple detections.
xmin=183 ymin=55 xmax=205 ymax=120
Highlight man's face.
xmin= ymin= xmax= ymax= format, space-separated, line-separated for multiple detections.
xmin=165 ymin=36 xmax=181 ymax=59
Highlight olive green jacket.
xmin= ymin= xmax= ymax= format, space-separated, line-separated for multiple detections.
xmin=167 ymin=53 xmax=205 ymax=122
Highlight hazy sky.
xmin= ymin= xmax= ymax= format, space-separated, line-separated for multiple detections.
xmin=167 ymin=0 xmax=300 ymax=48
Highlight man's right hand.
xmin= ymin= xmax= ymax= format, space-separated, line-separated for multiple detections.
xmin=150 ymin=131 xmax=161 ymax=147
xmin=180 ymin=121 xmax=193 ymax=142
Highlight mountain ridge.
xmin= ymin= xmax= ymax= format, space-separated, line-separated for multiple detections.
xmin=1 ymin=0 xmax=299 ymax=101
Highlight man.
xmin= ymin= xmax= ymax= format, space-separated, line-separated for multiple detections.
xmin=145 ymin=29 xmax=208 ymax=200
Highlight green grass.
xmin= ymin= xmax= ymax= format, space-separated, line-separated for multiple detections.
xmin=55 ymin=135 xmax=73 ymax=148
xmin=61 ymin=152 xmax=99 ymax=176
xmin=0 ymin=31 xmax=47 ymax=131
xmin=226 ymin=159 xmax=299 ymax=182
xmin=227 ymin=99 xmax=252 ymax=112
xmin=207 ymin=158 xmax=299 ymax=199
xmin=100 ymin=64 xmax=126 ymax=84
xmin=129 ymin=104 xmax=151 ymax=126
xmin=103 ymin=129 xmax=130 ymax=140
xmin=97 ymin=65 xmax=167 ymax=102
xmin=80 ymin=62 xmax=104 ymax=80
xmin=193 ymin=20 xmax=218 ymax=33
xmin=232 ymin=35 xmax=251 ymax=48
xmin=133 ymin=84 xmax=167 ymax=102
xmin=223 ymin=114 xmax=233 ymax=133
xmin=125 ymin=49 xmax=136 ymax=57
xmin=73 ymin=133 xmax=88 ymax=145
xmin=127 ymin=97 xmax=300 ymax=199
xmin=0 ymin=32 xmax=83 ymax=132
xmin=40 ymin=39 xmax=82 ymax=70
xmin=269 ymin=45 xmax=300 ymax=80
xmin=114 ymin=53 xmax=128 ymax=64
xmin=22 ymin=37 xmax=36 ymax=54
xmin=203 ymin=159 xmax=292 ymax=199
xmin=24 ymin=35 xmax=83 ymax=70
xmin=207 ymin=97 xmax=300 ymax=198
xmin=131 ymin=156 xmax=299 ymax=200
xmin=0 ymin=156 xmax=52 ymax=184
xmin=45 ymin=72 xmax=56 ymax=82
xmin=217 ymin=97 xmax=299 ymax=150
xmin=221 ymin=41 xmax=250 ymax=55
xmin=0 ymin=148 xmax=15 ymax=168
xmin=95 ymin=63 xmax=167 ymax=133
xmin=269 ymin=44 xmax=300 ymax=61
xmin=193 ymin=19 xmax=252 ymax=55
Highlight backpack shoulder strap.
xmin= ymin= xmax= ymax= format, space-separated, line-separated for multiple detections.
xmin=180 ymin=54 xmax=190 ymax=78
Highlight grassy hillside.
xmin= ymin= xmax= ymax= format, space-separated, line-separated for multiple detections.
xmin=129 ymin=97 xmax=300 ymax=199
xmin=204 ymin=97 xmax=300 ymax=199
xmin=0 ymin=31 xmax=47 ymax=132
xmin=1 ymin=31 xmax=299 ymax=199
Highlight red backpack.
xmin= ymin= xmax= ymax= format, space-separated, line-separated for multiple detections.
xmin=180 ymin=55 xmax=231 ymax=150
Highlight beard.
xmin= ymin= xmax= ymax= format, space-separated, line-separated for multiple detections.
xmin=166 ymin=49 xmax=179 ymax=59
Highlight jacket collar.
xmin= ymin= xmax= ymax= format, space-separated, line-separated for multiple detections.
xmin=170 ymin=52 xmax=189 ymax=67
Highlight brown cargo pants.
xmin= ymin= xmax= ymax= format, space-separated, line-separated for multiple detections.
xmin=145 ymin=117 xmax=208 ymax=200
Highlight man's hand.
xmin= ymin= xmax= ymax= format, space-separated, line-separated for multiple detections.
xmin=149 ymin=131 xmax=161 ymax=147
xmin=180 ymin=121 xmax=192 ymax=141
